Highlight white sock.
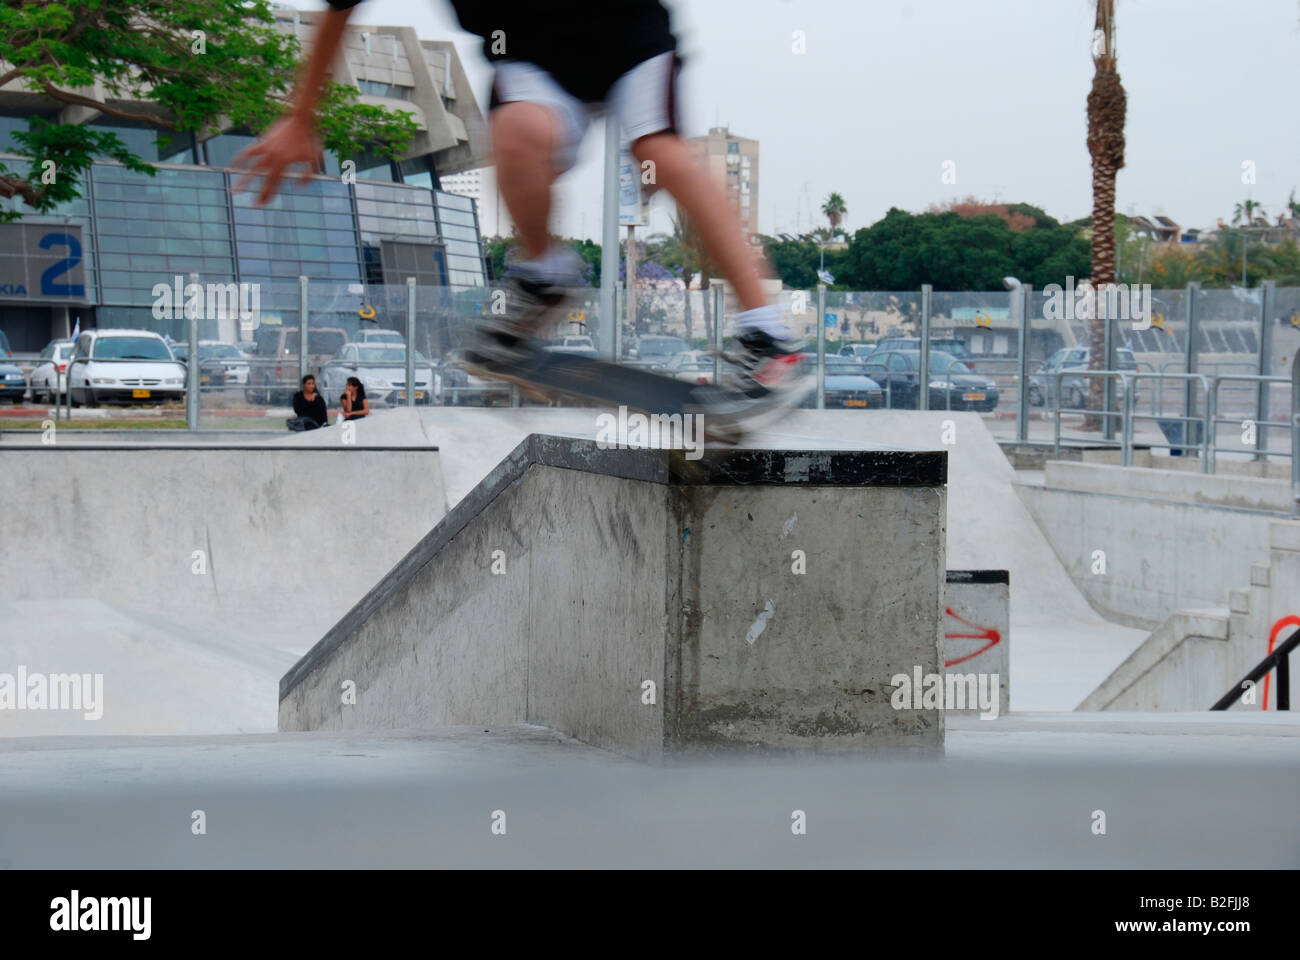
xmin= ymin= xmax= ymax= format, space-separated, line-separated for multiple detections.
xmin=732 ymin=304 xmax=791 ymax=341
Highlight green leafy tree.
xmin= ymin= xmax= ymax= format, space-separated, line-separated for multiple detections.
xmin=570 ymin=238 xmax=602 ymax=288
xmin=838 ymin=207 xmax=1087 ymax=291
xmin=1257 ymin=238 xmax=1300 ymax=286
xmin=0 ymin=0 xmax=419 ymax=221
xmin=759 ymin=234 xmax=824 ymax=290
xmin=1195 ymin=230 xmax=1256 ymax=286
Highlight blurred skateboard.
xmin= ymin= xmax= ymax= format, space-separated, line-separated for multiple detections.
xmin=469 ymin=343 xmax=767 ymax=443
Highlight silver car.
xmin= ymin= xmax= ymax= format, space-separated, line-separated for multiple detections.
xmin=320 ymin=343 xmax=437 ymax=405
xmin=198 ymin=340 xmax=251 ymax=386
xmin=29 ymin=339 xmax=76 ymax=403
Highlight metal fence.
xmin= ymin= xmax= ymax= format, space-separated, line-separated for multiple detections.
xmin=8 ymin=278 xmax=1296 ymax=472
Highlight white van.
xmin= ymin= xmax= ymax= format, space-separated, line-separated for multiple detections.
xmin=68 ymin=329 xmax=187 ymax=406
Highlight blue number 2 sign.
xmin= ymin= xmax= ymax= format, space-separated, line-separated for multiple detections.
xmin=39 ymin=232 xmax=85 ymax=297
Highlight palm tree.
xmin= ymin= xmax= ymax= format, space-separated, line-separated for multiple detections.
xmin=822 ymin=193 xmax=847 ymax=234
xmin=669 ymin=213 xmax=716 ymax=344
xmin=1233 ymin=198 xmax=1265 ymax=226
xmin=1084 ymin=0 xmax=1127 ymax=428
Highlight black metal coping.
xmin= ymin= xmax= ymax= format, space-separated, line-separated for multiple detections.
xmin=279 ymin=434 xmax=947 ymax=700
xmin=0 ymin=445 xmax=438 ymax=452
xmin=946 ymin=570 xmax=1010 ymax=585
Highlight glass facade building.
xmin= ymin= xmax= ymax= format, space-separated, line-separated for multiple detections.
xmin=0 ymin=154 xmax=487 ymax=350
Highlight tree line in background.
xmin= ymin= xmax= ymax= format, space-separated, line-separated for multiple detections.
xmin=484 ymin=195 xmax=1300 ymax=298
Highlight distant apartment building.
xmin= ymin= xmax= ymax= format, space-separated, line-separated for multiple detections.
xmin=439 ymin=167 xmax=511 ymax=237
xmin=0 ymin=6 xmax=491 ymax=349
xmin=689 ymin=127 xmax=759 ymax=239
xmin=439 ymin=169 xmax=484 ymax=204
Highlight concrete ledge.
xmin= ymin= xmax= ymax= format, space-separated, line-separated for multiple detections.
xmin=279 ymin=435 xmax=948 ymax=757
xmin=944 ymin=571 xmax=1010 ymax=715
xmin=1269 ymin=519 xmax=1300 ymax=552
xmin=1079 ymin=608 xmax=1230 ymax=711
xmin=1043 ymin=460 xmax=1291 ymax=513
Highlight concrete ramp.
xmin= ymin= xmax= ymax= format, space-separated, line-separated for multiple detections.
xmin=280 ymin=435 xmax=949 ymax=757
xmin=0 ymin=439 xmax=445 ymax=735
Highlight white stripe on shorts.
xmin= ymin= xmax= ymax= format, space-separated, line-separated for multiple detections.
xmin=492 ymin=51 xmax=678 ymax=173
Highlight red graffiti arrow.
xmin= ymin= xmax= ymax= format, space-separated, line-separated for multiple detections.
xmin=944 ymin=607 xmax=1001 ymax=668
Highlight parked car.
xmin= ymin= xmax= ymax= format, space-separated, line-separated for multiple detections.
xmin=661 ymin=350 xmax=717 ymax=385
xmin=0 ymin=358 xmax=27 ymax=403
xmin=630 ymin=334 xmax=690 ymax=364
xmin=439 ymin=350 xmax=512 ymax=406
xmin=1028 ymin=347 xmax=1139 ymax=409
xmin=798 ymin=354 xmax=884 ymax=409
xmin=246 ymin=326 xmax=349 ymax=405
xmin=862 ymin=349 xmax=999 ymax=411
xmin=67 ymin=329 xmax=187 ymax=406
xmin=543 ymin=334 xmax=598 ymax=358
xmin=873 ymin=336 xmax=977 ymax=369
xmin=168 ymin=341 xmax=228 ymax=389
xmin=320 ymin=343 xmax=437 ymax=405
xmin=28 ymin=339 xmax=76 ymax=403
xmin=838 ymin=343 xmax=877 ymax=360
xmin=357 ymin=329 xmax=405 ymax=345
xmin=197 ymin=341 xmax=250 ymax=387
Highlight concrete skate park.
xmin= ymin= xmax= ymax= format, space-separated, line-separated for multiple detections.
xmin=2 ymin=407 xmax=1298 ymax=868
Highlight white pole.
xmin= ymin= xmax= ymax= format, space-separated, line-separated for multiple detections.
xmin=599 ymin=115 xmax=620 ymax=361
xmin=626 ymin=224 xmax=637 ymax=338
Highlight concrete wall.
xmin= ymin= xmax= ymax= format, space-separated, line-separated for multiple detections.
xmin=0 ymin=445 xmax=444 ymax=636
xmin=1017 ymin=461 xmax=1281 ymax=627
xmin=1080 ymin=519 xmax=1300 ymax=711
xmin=280 ymin=436 xmax=948 ymax=757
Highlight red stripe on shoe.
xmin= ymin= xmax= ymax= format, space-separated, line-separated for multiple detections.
xmin=754 ymin=353 xmax=800 ymax=385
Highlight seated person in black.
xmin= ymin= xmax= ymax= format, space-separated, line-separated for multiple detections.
xmin=290 ymin=374 xmax=329 ymax=429
xmin=341 ymin=376 xmax=369 ymax=420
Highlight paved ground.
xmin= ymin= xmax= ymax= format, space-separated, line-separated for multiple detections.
xmin=1 ymin=713 xmax=1295 ymax=868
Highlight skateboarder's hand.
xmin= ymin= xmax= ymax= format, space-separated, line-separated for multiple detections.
xmin=231 ymin=115 xmax=322 ymax=207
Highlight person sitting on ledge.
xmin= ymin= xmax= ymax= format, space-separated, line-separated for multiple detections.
xmin=341 ymin=376 xmax=369 ymax=421
xmin=288 ymin=374 xmax=328 ymax=430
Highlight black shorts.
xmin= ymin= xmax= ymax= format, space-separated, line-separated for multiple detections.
xmin=450 ymin=0 xmax=678 ymax=104
xmin=326 ymin=0 xmax=681 ymax=169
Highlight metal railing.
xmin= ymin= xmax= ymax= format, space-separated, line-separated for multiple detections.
xmin=1211 ymin=627 xmax=1298 ymax=711
xmin=1204 ymin=374 xmax=1292 ymax=473
xmin=1121 ymin=372 xmax=1212 ymax=468
xmin=1052 ymin=369 xmax=1130 ymax=458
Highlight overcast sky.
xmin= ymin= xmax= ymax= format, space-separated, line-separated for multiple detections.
xmin=317 ymin=0 xmax=1300 ymax=239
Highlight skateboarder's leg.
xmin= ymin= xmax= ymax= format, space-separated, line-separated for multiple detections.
xmin=489 ymin=61 xmax=589 ymax=280
xmin=491 ymin=101 xmax=558 ymax=261
xmin=614 ymin=53 xmax=801 ymax=400
xmin=631 ymin=133 xmax=768 ymax=314
xmin=467 ymin=64 xmax=589 ymax=364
